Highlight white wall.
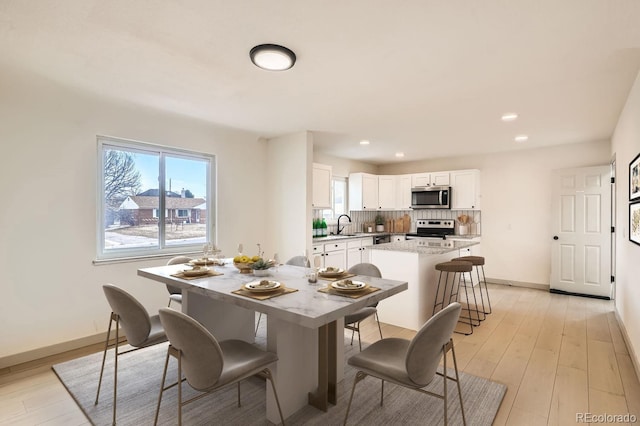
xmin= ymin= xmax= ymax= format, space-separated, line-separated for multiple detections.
xmin=266 ymin=132 xmax=313 ymax=262
xmin=0 ymin=66 xmax=271 ymax=360
xmin=312 ymin=151 xmax=378 ymax=178
xmin=378 ymin=140 xmax=611 ymax=285
xmin=611 ymin=70 xmax=640 ymax=371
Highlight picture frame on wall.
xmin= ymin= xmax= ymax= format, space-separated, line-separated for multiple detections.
xmin=630 ymin=152 xmax=640 ymax=201
xmin=630 ymin=201 xmax=640 ymax=246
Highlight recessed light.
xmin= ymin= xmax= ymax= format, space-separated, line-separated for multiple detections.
xmin=359 ymin=140 xmax=370 ymax=145
xmin=501 ymin=113 xmax=518 ymax=122
xmin=514 ymin=135 xmax=529 ymax=142
xmin=395 ymin=152 xmax=405 ymax=158
xmin=250 ymin=44 xmax=296 ymax=71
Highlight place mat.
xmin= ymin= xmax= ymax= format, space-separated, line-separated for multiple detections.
xmin=232 ymin=286 xmax=298 ymax=300
xmin=317 ymin=285 xmax=380 ymax=299
xmin=189 ymin=258 xmax=225 ymax=266
xmin=318 ymin=272 xmax=356 ymax=281
xmin=170 ymin=270 xmax=224 ymax=280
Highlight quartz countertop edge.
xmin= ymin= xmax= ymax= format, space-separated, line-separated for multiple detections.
xmin=371 ymin=240 xmax=479 ymax=255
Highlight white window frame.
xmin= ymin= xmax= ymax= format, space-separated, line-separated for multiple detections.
xmin=96 ymin=136 xmax=216 ymax=262
xmin=322 ymin=176 xmax=349 ymax=222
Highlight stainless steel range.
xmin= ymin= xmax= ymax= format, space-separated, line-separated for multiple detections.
xmin=405 ymin=219 xmax=455 ymax=240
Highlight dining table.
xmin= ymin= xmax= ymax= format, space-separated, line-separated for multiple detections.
xmin=137 ymin=260 xmax=408 ymax=423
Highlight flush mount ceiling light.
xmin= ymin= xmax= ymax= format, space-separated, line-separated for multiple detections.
xmin=250 ymin=44 xmax=296 ymax=71
xmin=395 ymin=152 xmax=405 ymax=158
xmin=359 ymin=140 xmax=370 ymax=145
xmin=501 ymin=113 xmax=518 ymax=122
xmin=514 ymin=135 xmax=529 ymax=142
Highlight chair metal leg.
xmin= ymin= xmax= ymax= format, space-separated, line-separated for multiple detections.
xmin=255 ymin=313 xmax=262 ymax=336
xmin=177 ymin=351 xmax=183 ymax=426
xmin=153 ymin=350 xmax=171 ymax=425
xmin=263 ymin=368 xmax=286 ymax=425
xmin=375 ymin=312 xmax=383 ymax=340
xmin=356 ymin=322 xmax=362 ymax=351
xmin=380 ymin=380 xmax=384 ymax=406
xmin=95 ymin=313 xmax=115 ymax=405
xmin=451 ymin=341 xmax=467 ymax=426
xmin=112 ymin=316 xmax=119 ymax=425
xmin=343 ymin=371 xmax=366 ymax=426
xmin=443 ymin=345 xmax=448 ymax=426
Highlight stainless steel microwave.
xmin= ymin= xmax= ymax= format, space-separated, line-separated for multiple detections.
xmin=410 ymin=186 xmax=451 ymax=209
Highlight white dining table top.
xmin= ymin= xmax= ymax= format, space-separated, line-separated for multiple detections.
xmin=138 ymin=262 xmax=408 ymax=329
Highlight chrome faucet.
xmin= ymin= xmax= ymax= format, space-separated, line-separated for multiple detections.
xmin=336 ymin=214 xmax=352 ymax=235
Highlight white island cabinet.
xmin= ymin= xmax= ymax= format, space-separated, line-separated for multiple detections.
xmin=370 ymin=239 xmax=479 ymax=331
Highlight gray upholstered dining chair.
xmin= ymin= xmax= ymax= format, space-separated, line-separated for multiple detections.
xmin=166 ymin=256 xmax=193 ymax=307
xmin=255 ymin=255 xmax=311 ymax=335
xmin=154 ymin=308 xmax=285 ymax=426
xmin=285 ymin=255 xmax=311 ymax=267
xmin=344 ymin=263 xmax=383 ymax=351
xmin=343 ymin=302 xmax=465 ymax=426
xmin=95 ymin=284 xmax=168 ymax=425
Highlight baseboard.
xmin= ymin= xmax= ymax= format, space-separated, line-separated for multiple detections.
xmin=614 ymin=308 xmax=640 ymax=383
xmin=0 ymin=331 xmax=110 ymax=370
xmin=487 ymin=277 xmax=550 ymax=292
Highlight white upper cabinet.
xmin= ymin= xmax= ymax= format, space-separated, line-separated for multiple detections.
xmin=450 ymin=169 xmax=481 ymax=209
xmin=312 ymin=163 xmax=332 ymax=209
xmin=431 ymin=171 xmax=450 ymax=186
xmin=397 ymin=174 xmax=412 ymax=210
xmin=349 ymin=172 xmax=379 ymax=210
xmin=411 ymin=173 xmax=431 ymax=187
xmin=377 ymin=175 xmax=397 ymax=209
xmin=411 ymin=171 xmax=450 ymax=188
xmin=350 ymin=173 xmax=397 ymax=210
xmin=350 ymin=169 xmax=480 ymax=211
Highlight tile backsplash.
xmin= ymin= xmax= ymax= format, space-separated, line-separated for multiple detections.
xmin=317 ymin=210 xmax=481 ymax=236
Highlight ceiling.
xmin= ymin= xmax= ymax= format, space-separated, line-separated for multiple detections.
xmin=2 ymin=1 xmax=640 ymax=164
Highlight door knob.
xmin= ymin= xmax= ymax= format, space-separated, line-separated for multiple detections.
xmin=553 ymin=236 xmax=559 ymax=240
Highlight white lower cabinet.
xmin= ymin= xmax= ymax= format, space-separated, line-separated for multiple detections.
xmin=313 ymin=241 xmax=347 ymax=269
xmin=392 ymin=235 xmax=405 ymax=242
xmin=346 ymin=237 xmax=373 ymax=269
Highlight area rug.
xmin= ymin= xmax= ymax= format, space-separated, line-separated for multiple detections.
xmin=53 ymin=342 xmax=506 ymax=425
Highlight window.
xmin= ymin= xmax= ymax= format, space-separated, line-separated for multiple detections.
xmin=322 ymin=177 xmax=348 ymax=221
xmin=97 ymin=136 xmax=215 ymax=260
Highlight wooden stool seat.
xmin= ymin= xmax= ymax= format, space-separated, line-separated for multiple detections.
xmin=452 ymin=255 xmax=485 ymax=266
xmin=436 ymin=260 xmax=473 ymax=273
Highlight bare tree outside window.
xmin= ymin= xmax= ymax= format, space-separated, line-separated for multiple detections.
xmin=103 ymin=150 xmax=142 ymax=226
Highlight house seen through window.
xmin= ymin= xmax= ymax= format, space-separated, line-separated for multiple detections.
xmin=98 ymin=136 xmax=215 ymax=260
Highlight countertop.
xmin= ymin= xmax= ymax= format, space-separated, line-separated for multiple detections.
xmin=312 ymin=232 xmax=480 ymax=243
xmin=312 ymin=232 xmax=402 ymax=243
xmin=370 ymin=239 xmax=479 ymax=255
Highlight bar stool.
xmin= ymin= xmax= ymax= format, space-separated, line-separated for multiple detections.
xmin=433 ymin=260 xmax=476 ymax=335
xmin=453 ymin=255 xmax=491 ymax=317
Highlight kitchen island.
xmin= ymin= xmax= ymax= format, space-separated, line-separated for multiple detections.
xmin=371 ymin=238 xmax=480 ymax=331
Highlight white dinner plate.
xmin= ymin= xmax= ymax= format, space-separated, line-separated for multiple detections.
xmin=244 ymin=280 xmax=282 ymax=292
xmin=182 ymin=267 xmax=210 ymax=277
xmin=331 ymin=280 xmax=367 ymax=292
xmin=318 ymin=267 xmax=345 ymax=278
xmin=190 ymin=258 xmax=221 ymax=266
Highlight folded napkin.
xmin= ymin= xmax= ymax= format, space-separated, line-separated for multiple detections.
xmin=317 ymin=285 xmax=380 ymax=299
xmin=170 ymin=269 xmax=224 ymax=280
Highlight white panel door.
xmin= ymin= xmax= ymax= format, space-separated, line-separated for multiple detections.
xmin=397 ymin=174 xmax=412 ymax=209
xmin=361 ymin=174 xmax=379 ymax=210
xmin=550 ymin=166 xmax=611 ymax=298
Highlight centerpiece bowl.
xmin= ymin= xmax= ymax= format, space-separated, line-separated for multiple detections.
xmin=233 ymin=262 xmax=254 ymax=274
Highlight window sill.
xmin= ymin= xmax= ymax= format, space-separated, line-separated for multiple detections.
xmin=93 ymin=251 xmax=202 ymax=266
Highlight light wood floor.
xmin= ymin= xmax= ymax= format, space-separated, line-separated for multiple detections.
xmin=1 ymin=284 xmax=639 ymax=425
